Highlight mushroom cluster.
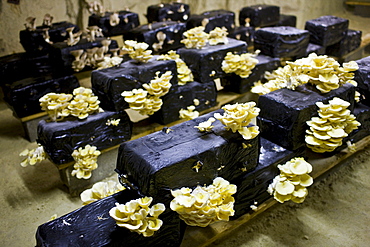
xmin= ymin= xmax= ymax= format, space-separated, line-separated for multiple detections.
xmin=157 ymin=50 xmax=194 ymax=85
xmin=214 ymin=102 xmax=260 ymax=140
xmin=80 ymin=180 xmax=125 ymax=205
xmin=19 ymin=145 xmax=47 ymax=167
xmin=121 ymin=71 xmax=173 ymax=115
xmin=267 ymin=157 xmax=313 ymax=203
xmin=181 ymin=26 xmax=209 ymax=49
xmin=70 ymin=39 xmax=121 ymax=72
xmin=109 ymin=197 xmax=165 ymax=237
xmin=194 ymin=117 xmax=216 ymax=132
xmin=39 ymin=87 xmax=102 ymax=121
xmin=222 ymin=51 xmax=259 ymax=78
xmin=251 ymin=64 xmax=308 ymax=95
xmin=71 ymin=145 xmax=101 ymax=179
xmin=39 ymin=93 xmax=73 ymax=121
xmin=179 ymin=105 xmax=200 ymax=120
xmin=170 ymin=177 xmax=236 ymax=227
xmin=106 ymin=118 xmax=121 ymax=126
xmin=122 ymin=40 xmax=153 ymax=63
xmin=305 ymin=97 xmax=360 ymax=153
xmin=251 ymin=53 xmax=358 ymax=95
xmin=68 ymin=87 xmax=101 ymax=119
xmin=87 ymin=1 xmax=105 ymax=16
xmin=208 ymin=27 xmax=229 ymax=45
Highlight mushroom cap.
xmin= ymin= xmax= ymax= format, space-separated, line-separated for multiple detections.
xmin=275 ymin=180 xmax=295 ymax=195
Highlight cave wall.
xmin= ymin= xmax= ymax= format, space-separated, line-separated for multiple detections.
xmin=0 ymin=0 xmax=347 ymax=57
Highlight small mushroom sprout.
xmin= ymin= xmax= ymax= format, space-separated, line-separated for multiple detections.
xmin=179 ymin=105 xmax=199 ymax=120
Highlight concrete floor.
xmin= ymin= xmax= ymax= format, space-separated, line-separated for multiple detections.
xmin=1 ymin=10 xmax=370 ymax=247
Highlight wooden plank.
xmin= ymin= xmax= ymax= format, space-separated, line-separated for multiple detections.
xmin=180 ymin=135 xmax=370 ymax=247
xmin=345 ymin=1 xmax=370 ymax=6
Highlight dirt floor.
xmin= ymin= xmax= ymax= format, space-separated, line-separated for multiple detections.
xmin=1 ymin=8 xmax=370 ymax=247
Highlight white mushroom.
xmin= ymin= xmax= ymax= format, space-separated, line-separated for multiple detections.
xmin=109 ymin=12 xmax=120 ymax=26
xmin=25 ymin=17 xmax=36 ymax=31
xmin=42 ymin=13 xmax=53 ymax=27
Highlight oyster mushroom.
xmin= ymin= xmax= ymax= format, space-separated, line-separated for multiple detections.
xmin=152 ymin=31 xmax=167 ymax=52
xmin=43 ymin=13 xmax=53 ymax=27
xmin=86 ymin=26 xmax=101 ymax=42
xmin=25 ymin=17 xmax=36 ymax=31
xmin=42 ymin=28 xmax=53 ymax=44
xmin=109 ymin=12 xmax=120 ymax=26
xmin=101 ymin=39 xmax=112 ymax=53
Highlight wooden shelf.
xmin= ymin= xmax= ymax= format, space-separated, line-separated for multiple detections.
xmin=180 ymin=135 xmax=370 ymax=247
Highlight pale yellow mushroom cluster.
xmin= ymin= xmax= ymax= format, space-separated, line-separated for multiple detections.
xmin=305 ymin=97 xmax=360 ymax=153
xmin=96 ymin=56 xmax=123 ymax=70
xmin=170 ymin=177 xmax=236 ymax=227
xmin=214 ymin=102 xmax=260 ymax=140
xmin=208 ymin=27 xmax=229 ymax=45
xmin=181 ymin=26 xmax=210 ymax=49
xmin=121 ymin=40 xmax=153 ymax=63
xmin=251 ymin=53 xmax=358 ymax=95
xmin=80 ymin=180 xmax=125 ymax=205
xmin=157 ymin=50 xmax=194 ymax=85
xmin=109 ymin=197 xmax=165 ymax=237
xmin=194 ymin=117 xmax=216 ymax=132
xmin=179 ymin=105 xmax=200 ymax=120
xmin=122 ymin=71 xmax=172 ymax=115
xmin=39 ymin=93 xmax=73 ymax=121
xmin=251 ymin=65 xmax=308 ymax=95
xmin=68 ymin=87 xmax=101 ymax=119
xmin=221 ymin=51 xmax=259 ymax=78
xmin=71 ymin=144 xmax=101 ymax=179
xmin=19 ymin=145 xmax=47 ymax=167
xmin=267 ymin=157 xmax=313 ymax=203
xmin=40 ymin=87 xmax=101 ymax=121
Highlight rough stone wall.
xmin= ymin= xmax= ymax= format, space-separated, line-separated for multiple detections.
xmin=0 ymin=0 xmax=347 ymax=57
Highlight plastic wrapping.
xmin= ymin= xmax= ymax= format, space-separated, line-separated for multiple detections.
xmin=258 ymin=83 xmax=355 ymax=150
xmin=88 ymin=10 xmax=140 ymax=37
xmin=305 ymin=15 xmax=349 ymax=46
xmin=2 ymin=74 xmax=79 ymax=118
xmin=177 ymin=38 xmax=247 ymax=82
xmin=19 ymin=21 xmax=80 ymax=54
xmin=239 ymin=5 xmax=280 ymax=27
xmin=221 ymin=54 xmax=280 ymax=93
xmin=36 ymin=189 xmax=184 ymax=247
xmin=152 ymin=81 xmax=217 ymax=124
xmin=187 ymin=9 xmax=235 ymax=33
xmin=254 ymin=26 xmax=310 ymax=58
xmin=116 ymin=110 xmax=259 ymax=204
xmin=124 ymin=21 xmax=187 ymax=54
xmin=146 ymin=2 xmax=190 ymax=23
xmin=91 ymin=56 xmax=177 ymax=112
xmin=37 ymin=110 xmax=132 ymax=165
